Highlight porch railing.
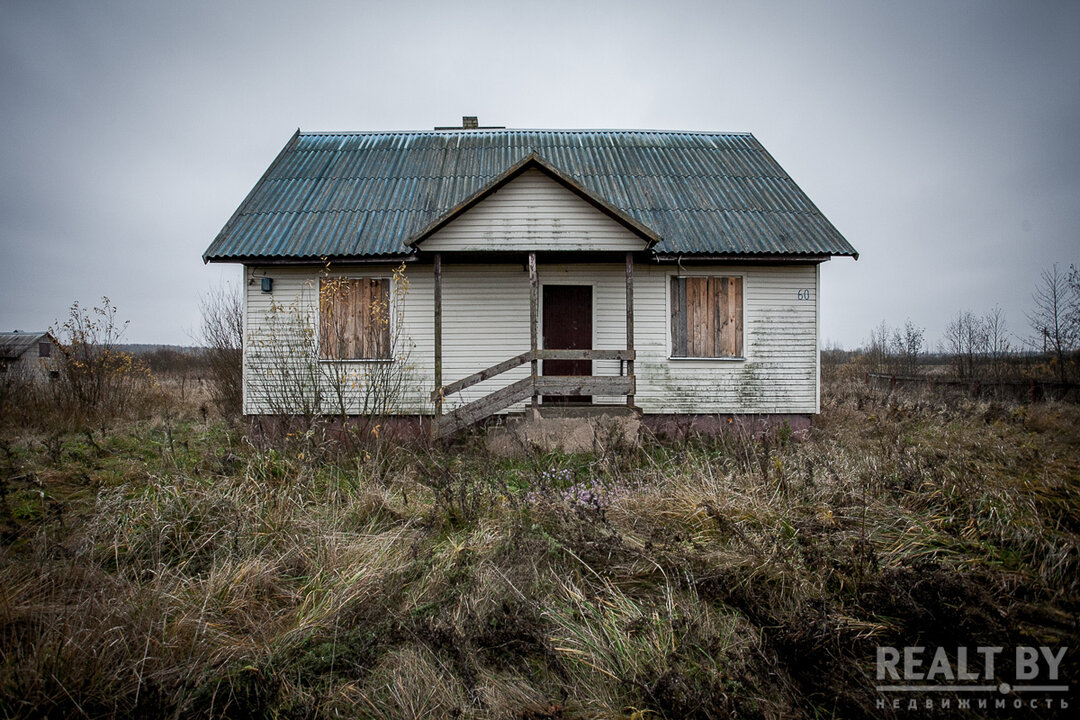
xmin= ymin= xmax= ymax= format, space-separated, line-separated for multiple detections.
xmin=431 ymin=349 xmax=635 ymax=438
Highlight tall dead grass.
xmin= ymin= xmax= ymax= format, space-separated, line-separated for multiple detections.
xmin=1 ymin=374 xmax=1078 ymax=718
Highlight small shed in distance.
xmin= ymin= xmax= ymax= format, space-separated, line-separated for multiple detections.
xmin=0 ymin=331 xmax=59 ymax=381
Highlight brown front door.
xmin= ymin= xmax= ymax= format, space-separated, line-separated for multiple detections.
xmin=542 ymin=285 xmax=592 ymax=404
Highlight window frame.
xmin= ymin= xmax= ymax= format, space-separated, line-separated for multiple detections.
xmin=317 ymin=274 xmax=395 ymax=362
xmin=667 ymin=272 xmax=746 ymax=361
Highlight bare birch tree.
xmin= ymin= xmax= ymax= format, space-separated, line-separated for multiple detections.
xmin=1028 ymin=264 xmax=1080 ymax=382
xmin=982 ymin=306 xmax=1011 ymax=381
xmin=889 ymin=319 xmax=924 ymax=376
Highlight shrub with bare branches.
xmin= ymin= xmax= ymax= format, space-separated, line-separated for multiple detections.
xmin=245 ymin=262 xmax=420 ymax=447
xmin=0 ymin=362 xmax=37 ymax=430
xmin=864 ymin=319 xmax=924 ymax=376
xmin=49 ymin=297 xmax=149 ymax=430
xmin=198 ymin=282 xmax=244 ymax=416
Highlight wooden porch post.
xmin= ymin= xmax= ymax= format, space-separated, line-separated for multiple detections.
xmin=625 ymin=252 xmax=635 ymax=407
xmin=434 ymin=253 xmax=443 ymax=417
xmin=529 ymin=252 xmax=539 ymax=414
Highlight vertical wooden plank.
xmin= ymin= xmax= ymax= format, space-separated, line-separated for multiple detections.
xmin=707 ymin=276 xmax=718 ymax=358
xmin=368 ymin=278 xmax=379 ymax=359
xmin=370 ymin=278 xmax=383 ymax=359
xmin=625 ymin=252 xmax=635 ymax=406
xmin=670 ymin=276 xmax=678 ymax=356
xmin=377 ymin=278 xmax=391 ymax=359
xmin=733 ymin=277 xmax=743 ymax=357
xmin=716 ymin=277 xmax=727 ymax=358
xmin=334 ymin=279 xmax=344 ymax=360
xmin=333 ymin=278 xmax=344 ymax=359
xmin=361 ymin=278 xmax=372 ymax=359
xmin=334 ymin=279 xmax=346 ymax=359
xmin=671 ymin=276 xmax=686 ymax=357
xmin=338 ymin=279 xmax=352 ymax=360
xmin=319 ymin=278 xmax=331 ymax=359
xmin=529 ymin=252 xmax=538 ymax=411
xmin=337 ymin=279 xmax=347 ymax=360
xmin=433 ymin=253 xmax=443 ymax=416
xmin=356 ymin=278 xmax=368 ymax=359
xmin=688 ymin=277 xmax=707 ymax=358
xmin=722 ymin=277 xmax=730 ymax=357
xmin=334 ymin=281 xmax=341 ymax=360
xmin=697 ymin=279 xmax=708 ymax=357
xmin=318 ymin=278 xmax=326 ymax=359
xmin=685 ymin=278 xmax=695 ymax=356
xmin=383 ymin=278 xmax=391 ymax=358
xmin=686 ymin=278 xmax=695 ymax=356
xmin=686 ymin=278 xmax=694 ymax=357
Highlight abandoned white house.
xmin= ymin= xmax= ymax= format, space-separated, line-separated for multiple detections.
xmin=0 ymin=331 xmax=59 ymax=381
xmin=203 ymin=124 xmax=857 ymax=437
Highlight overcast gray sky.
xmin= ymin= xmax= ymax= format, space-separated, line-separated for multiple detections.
xmin=2 ymin=0 xmax=1078 ymax=349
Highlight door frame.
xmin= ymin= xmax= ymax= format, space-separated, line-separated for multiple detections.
xmin=540 ymin=280 xmax=597 ymax=404
xmin=539 ymin=280 xmax=598 ymax=356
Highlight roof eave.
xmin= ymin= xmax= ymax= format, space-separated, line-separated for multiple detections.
xmin=651 ymin=252 xmax=844 ymax=264
xmin=212 ymin=252 xmax=416 ymax=266
xmin=202 ymin=129 xmax=302 ymax=265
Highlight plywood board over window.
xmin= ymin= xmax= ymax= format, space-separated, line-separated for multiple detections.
xmin=670 ymin=276 xmax=743 ymax=358
xmin=319 ymin=277 xmax=391 ymax=360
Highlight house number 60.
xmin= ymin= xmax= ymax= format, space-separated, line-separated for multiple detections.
xmin=797 ymin=289 xmax=812 ymax=300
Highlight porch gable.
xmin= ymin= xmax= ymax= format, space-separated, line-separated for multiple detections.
xmin=417 ymin=167 xmax=651 ymax=253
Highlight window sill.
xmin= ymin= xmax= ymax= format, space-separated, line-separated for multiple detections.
xmin=668 ymin=356 xmax=746 ymax=362
xmin=318 ymin=358 xmax=394 ymax=364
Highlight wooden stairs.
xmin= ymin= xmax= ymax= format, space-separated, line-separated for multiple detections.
xmin=431 ymin=349 xmax=635 ymax=439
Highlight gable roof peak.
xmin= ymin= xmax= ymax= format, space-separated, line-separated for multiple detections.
xmin=406 ymin=152 xmax=660 ymax=248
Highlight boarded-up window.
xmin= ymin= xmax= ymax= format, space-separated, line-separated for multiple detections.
xmin=319 ymin=277 xmax=391 ymax=360
xmin=38 ymin=342 xmax=51 ymax=358
xmin=670 ymin=276 xmax=743 ymax=358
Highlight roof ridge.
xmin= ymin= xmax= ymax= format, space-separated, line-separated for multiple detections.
xmin=296 ymin=128 xmax=757 ymax=137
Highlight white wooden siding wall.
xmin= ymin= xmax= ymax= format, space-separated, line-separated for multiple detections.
xmin=634 ymin=264 xmax=819 ymax=414
xmin=243 ymin=263 xmax=819 ymax=416
xmin=421 ymin=168 xmax=646 ymax=252
xmin=242 ymin=266 xmax=434 ymax=415
xmin=441 ymin=264 xmax=531 ymax=408
xmin=816 ymin=263 xmax=821 ymax=414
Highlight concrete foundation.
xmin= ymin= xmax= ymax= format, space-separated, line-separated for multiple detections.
xmin=246 ymin=410 xmax=812 ymax=449
xmin=641 ymin=413 xmax=812 ymax=442
xmin=485 ymin=405 xmax=641 ymax=456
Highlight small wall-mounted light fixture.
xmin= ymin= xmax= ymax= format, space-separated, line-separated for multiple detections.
xmin=261 ymin=277 xmax=273 ymax=293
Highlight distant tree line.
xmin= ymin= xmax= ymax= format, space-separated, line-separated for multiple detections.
xmin=865 ymin=319 xmax=925 ymax=377
xmin=834 ymin=262 xmax=1080 ymax=384
xmin=941 ymin=306 xmax=1012 ymax=380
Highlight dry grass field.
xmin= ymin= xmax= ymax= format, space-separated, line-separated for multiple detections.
xmin=1 ymin=369 xmax=1078 ymax=718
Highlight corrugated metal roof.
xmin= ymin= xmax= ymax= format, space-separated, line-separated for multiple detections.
xmin=203 ymin=129 xmax=857 ymax=261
